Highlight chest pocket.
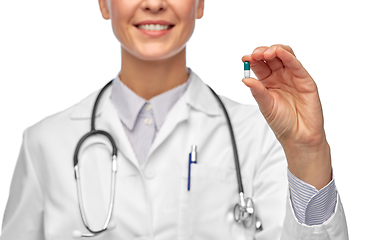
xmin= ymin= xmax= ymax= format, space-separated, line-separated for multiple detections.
xmin=178 ymin=164 xmax=254 ymax=240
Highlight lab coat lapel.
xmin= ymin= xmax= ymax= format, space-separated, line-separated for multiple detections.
xmin=70 ymin=84 xmax=141 ymax=170
xmin=147 ymin=94 xmax=190 ymax=159
xmin=99 ymin=91 xmax=141 ymax=170
xmin=147 ymin=71 xmax=221 ymax=160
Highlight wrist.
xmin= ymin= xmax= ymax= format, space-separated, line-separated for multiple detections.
xmin=284 ymin=140 xmax=332 ymax=190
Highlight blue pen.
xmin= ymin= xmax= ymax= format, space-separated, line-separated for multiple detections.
xmin=188 ymin=145 xmax=197 ymax=191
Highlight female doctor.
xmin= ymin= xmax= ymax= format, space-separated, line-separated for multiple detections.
xmin=1 ymin=0 xmax=348 ymax=239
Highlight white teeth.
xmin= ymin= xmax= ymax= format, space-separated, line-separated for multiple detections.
xmin=137 ymin=24 xmax=171 ymax=31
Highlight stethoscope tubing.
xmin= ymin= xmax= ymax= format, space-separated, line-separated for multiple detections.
xmin=91 ymin=80 xmax=114 ymax=131
xmin=73 ymin=80 xmax=118 ymax=236
xmin=73 ymin=80 xmax=117 ymax=168
xmin=73 ymin=130 xmax=117 ymax=168
xmin=207 ymin=85 xmax=244 ymax=195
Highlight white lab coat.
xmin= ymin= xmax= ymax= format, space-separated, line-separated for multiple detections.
xmin=1 ymin=71 xmax=348 ymax=240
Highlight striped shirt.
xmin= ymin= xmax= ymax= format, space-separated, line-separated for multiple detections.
xmin=288 ymin=169 xmax=337 ymax=225
xmin=110 ymin=67 xmax=337 ymax=226
xmin=110 ymin=68 xmax=191 ymax=165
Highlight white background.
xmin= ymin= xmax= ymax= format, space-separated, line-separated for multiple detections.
xmin=0 ymin=0 xmax=372 ymax=238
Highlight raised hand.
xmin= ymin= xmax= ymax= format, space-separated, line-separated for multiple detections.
xmin=242 ymin=45 xmax=332 ymax=190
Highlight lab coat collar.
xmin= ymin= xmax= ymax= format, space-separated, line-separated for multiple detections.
xmin=185 ymin=69 xmax=222 ymax=116
xmin=69 ymin=68 xmax=222 ymax=120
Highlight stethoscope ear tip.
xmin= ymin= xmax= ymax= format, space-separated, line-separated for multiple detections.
xmin=72 ymin=230 xmax=82 ymax=238
xmin=72 ymin=221 xmax=116 ymax=238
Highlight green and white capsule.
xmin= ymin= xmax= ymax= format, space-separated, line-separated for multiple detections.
xmin=244 ymin=61 xmax=250 ymax=78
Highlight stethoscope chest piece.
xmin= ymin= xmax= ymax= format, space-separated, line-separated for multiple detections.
xmin=233 ymin=196 xmax=262 ymax=231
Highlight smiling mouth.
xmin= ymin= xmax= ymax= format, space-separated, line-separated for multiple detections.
xmin=135 ymin=24 xmax=175 ymax=31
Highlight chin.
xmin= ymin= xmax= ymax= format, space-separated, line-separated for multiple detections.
xmin=121 ymin=42 xmax=186 ymax=62
xmin=133 ymin=43 xmax=185 ymax=61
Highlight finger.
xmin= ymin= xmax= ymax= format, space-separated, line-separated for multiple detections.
xmin=263 ymin=52 xmax=284 ymax=72
xmin=242 ymin=78 xmax=274 ymax=118
xmin=272 ymin=44 xmax=296 ymax=57
xmin=247 ymin=46 xmax=284 ymax=78
xmin=263 ymin=46 xmax=284 ymax=72
xmin=242 ymin=54 xmax=271 ymax=80
xmin=251 ymin=46 xmax=269 ymax=61
xmin=276 ymin=46 xmax=310 ymax=79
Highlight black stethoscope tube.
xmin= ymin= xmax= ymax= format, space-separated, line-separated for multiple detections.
xmin=73 ymin=80 xmax=117 ymax=169
xmin=90 ymin=80 xmax=114 ymax=131
xmin=207 ymin=86 xmax=244 ymax=195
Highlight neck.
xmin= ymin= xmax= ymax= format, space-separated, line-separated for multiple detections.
xmin=119 ymin=48 xmax=189 ymax=100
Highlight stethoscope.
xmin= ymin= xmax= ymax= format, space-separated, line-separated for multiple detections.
xmin=72 ymin=80 xmax=263 ymax=238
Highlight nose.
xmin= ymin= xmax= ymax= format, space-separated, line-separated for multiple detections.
xmin=141 ymin=0 xmax=168 ymax=13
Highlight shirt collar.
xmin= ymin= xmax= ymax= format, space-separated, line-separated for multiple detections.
xmin=110 ymin=68 xmax=192 ymax=131
xmin=69 ymin=68 xmax=221 ymax=120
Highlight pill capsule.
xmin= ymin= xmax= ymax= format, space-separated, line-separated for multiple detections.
xmin=244 ymin=61 xmax=250 ymax=78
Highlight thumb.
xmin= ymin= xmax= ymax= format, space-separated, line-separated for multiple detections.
xmin=242 ymin=78 xmax=274 ymax=117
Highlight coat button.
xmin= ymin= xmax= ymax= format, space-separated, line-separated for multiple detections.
xmin=144 ymin=117 xmax=153 ymax=126
xmin=145 ymin=103 xmax=152 ymax=111
xmin=145 ymin=167 xmax=156 ymax=179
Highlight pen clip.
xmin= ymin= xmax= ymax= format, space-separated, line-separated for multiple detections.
xmin=188 ymin=145 xmax=197 ymax=191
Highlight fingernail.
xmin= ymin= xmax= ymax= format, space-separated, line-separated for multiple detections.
xmin=253 ymin=49 xmax=261 ymax=55
xmin=264 ymin=48 xmax=274 ymax=55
